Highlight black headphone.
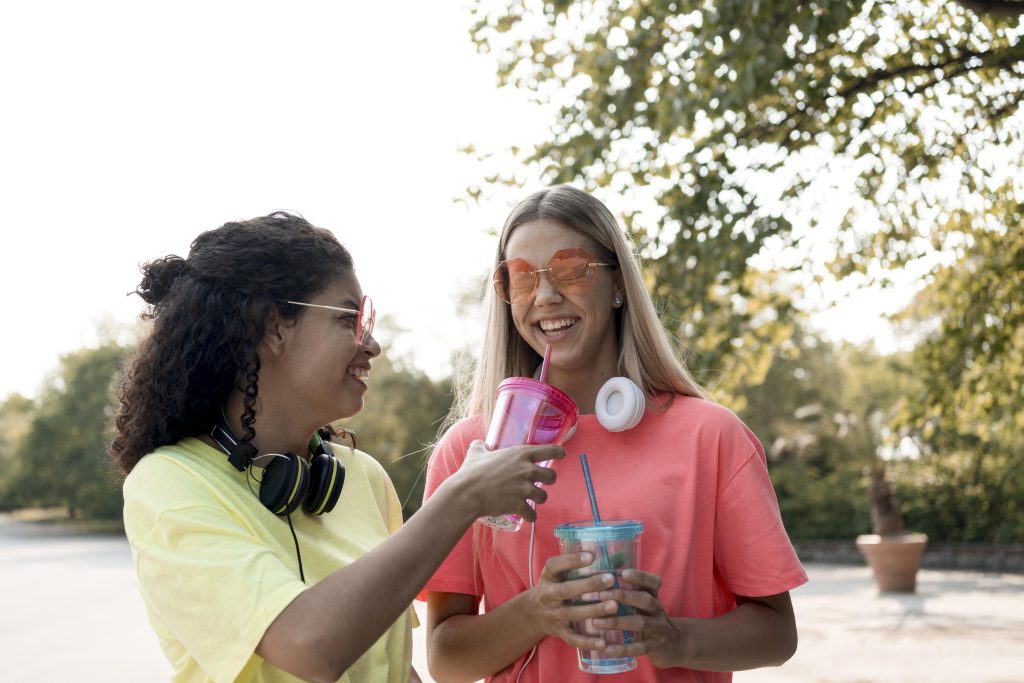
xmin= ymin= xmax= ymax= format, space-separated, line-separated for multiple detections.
xmin=210 ymin=415 xmax=346 ymax=517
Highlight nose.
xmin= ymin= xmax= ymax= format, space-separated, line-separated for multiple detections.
xmin=532 ymin=270 xmax=563 ymax=306
xmin=359 ymin=333 xmax=382 ymax=358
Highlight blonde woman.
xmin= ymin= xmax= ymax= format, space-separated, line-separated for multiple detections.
xmin=422 ymin=186 xmax=807 ymax=682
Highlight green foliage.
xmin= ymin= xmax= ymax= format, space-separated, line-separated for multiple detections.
xmin=737 ymin=330 xmax=915 ymax=539
xmin=1 ymin=343 xmax=131 ymax=519
xmin=468 ymin=0 xmax=1024 ymax=542
xmin=340 ymin=354 xmax=454 ymax=520
xmin=0 ymin=394 xmax=36 ymax=510
xmin=893 ymin=212 xmax=1024 ymax=542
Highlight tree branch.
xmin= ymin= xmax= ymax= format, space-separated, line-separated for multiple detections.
xmin=957 ymin=0 xmax=1024 ymax=17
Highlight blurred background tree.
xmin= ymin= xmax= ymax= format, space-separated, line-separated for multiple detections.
xmin=0 ymin=343 xmax=131 ymax=519
xmin=465 ymin=0 xmax=1024 ymax=541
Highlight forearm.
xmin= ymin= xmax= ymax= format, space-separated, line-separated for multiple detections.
xmin=666 ymin=598 xmax=797 ymax=672
xmin=259 ymin=478 xmax=478 ymax=682
xmin=429 ymin=590 xmax=546 ymax=683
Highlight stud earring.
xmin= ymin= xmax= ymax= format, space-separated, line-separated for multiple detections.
xmin=614 ymin=294 xmax=623 ymax=307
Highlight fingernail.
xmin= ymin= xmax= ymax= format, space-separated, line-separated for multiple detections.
xmin=604 ymin=600 xmax=617 ymax=613
xmin=598 ymin=591 xmax=613 ymax=600
xmin=602 ymin=573 xmax=614 ymax=585
xmin=580 ymin=552 xmax=593 ymax=562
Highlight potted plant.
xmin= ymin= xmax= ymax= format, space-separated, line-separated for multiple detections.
xmin=856 ymin=465 xmax=928 ymax=592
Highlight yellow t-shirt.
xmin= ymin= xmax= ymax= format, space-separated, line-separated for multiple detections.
xmin=123 ymin=437 xmax=414 ymax=683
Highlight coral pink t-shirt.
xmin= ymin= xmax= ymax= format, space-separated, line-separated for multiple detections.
xmin=422 ymin=395 xmax=808 ymax=682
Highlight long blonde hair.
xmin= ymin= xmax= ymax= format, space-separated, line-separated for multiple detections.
xmin=447 ymin=185 xmax=707 ymax=431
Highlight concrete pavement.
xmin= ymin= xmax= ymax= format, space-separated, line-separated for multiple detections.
xmin=2 ymin=515 xmax=1022 ymax=682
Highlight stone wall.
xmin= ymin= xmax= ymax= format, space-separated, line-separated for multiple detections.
xmin=793 ymin=540 xmax=1024 ymax=574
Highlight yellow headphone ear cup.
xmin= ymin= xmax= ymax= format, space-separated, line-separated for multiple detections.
xmin=304 ymin=452 xmax=346 ymax=515
xmin=259 ymin=453 xmax=309 ymax=515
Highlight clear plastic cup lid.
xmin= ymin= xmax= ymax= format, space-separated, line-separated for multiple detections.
xmin=497 ymin=377 xmax=579 ymax=420
xmin=554 ymin=520 xmax=644 ymax=542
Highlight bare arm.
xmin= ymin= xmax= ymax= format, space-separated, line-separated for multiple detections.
xmin=256 ymin=442 xmax=562 ymax=683
xmin=426 ymin=553 xmax=624 ymax=683
xmin=594 ymin=569 xmax=798 ymax=671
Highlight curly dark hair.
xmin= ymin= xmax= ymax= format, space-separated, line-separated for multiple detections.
xmin=109 ymin=212 xmax=353 ymax=474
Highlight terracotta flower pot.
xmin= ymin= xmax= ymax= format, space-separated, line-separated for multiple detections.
xmin=856 ymin=533 xmax=928 ymax=592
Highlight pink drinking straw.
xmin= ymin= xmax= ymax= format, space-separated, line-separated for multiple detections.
xmin=539 ymin=344 xmax=553 ymax=384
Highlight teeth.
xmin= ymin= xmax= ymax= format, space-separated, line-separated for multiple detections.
xmin=538 ymin=318 xmax=576 ymax=332
xmin=348 ymin=367 xmax=369 ymax=380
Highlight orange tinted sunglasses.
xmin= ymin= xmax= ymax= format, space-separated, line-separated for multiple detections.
xmin=493 ymin=248 xmax=616 ymax=305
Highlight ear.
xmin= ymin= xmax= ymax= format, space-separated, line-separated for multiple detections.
xmin=261 ymin=306 xmax=292 ymax=356
xmin=613 ymin=282 xmax=625 ymax=308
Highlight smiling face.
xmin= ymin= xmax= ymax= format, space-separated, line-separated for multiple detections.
xmin=266 ymin=270 xmax=381 ymax=427
xmin=503 ymin=219 xmax=622 ymax=381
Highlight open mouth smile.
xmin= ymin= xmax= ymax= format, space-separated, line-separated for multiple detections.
xmin=536 ymin=317 xmax=579 ymax=338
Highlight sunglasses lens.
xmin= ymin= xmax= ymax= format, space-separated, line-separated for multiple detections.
xmin=549 ymin=252 xmax=592 ymax=290
xmin=495 ymin=260 xmax=538 ymax=304
xmin=358 ymin=296 xmax=375 ymax=345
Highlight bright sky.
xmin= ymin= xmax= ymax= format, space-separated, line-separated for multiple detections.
xmin=0 ymin=2 xmax=912 ymax=401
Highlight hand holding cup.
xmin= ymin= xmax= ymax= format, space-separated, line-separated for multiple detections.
xmin=453 ymin=440 xmax=563 ymax=523
xmin=524 ymin=551 xmax=623 ymax=653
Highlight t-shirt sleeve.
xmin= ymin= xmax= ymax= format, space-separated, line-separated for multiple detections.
xmin=712 ymin=435 xmax=808 ymax=597
xmin=124 ymin=465 xmax=305 ymax=683
xmin=419 ymin=420 xmax=483 ymax=598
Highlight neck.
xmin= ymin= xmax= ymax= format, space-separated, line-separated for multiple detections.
xmin=547 ymin=362 xmax=617 ymax=414
xmin=222 ymin=392 xmax=318 ymax=458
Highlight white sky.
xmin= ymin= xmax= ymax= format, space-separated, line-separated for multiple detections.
xmin=0 ymin=1 xmax=911 ymax=401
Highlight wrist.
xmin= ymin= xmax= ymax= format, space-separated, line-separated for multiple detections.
xmin=662 ymin=617 xmax=693 ymax=668
xmin=511 ymin=586 xmax=551 ymax=642
xmin=432 ymin=475 xmax=479 ymax=529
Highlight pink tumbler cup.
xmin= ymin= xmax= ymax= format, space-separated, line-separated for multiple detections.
xmin=479 ymin=377 xmax=579 ymax=532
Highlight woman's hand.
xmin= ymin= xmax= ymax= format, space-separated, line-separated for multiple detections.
xmin=449 ymin=440 xmax=564 ymax=522
xmin=525 ymin=552 xmax=625 ymax=652
xmin=591 ymin=569 xmax=685 ymax=668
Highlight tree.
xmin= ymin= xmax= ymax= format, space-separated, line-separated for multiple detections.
xmin=467 ymin=0 xmax=1022 ymax=398
xmin=0 ymin=394 xmax=36 ymax=510
xmin=738 ymin=329 xmax=914 ymax=539
xmin=467 ymin=0 xmax=1023 ymax=540
xmin=3 ymin=343 xmax=131 ymax=518
xmin=893 ymin=214 xmax=1024 ymax=542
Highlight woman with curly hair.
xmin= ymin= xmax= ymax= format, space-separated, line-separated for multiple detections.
xmin=110 ymin=212 xmax=563 ymax=683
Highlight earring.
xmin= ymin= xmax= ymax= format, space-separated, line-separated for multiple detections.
xmin=614 ymin=294 xmax=623 ymax=307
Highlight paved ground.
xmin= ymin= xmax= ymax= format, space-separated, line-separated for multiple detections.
xmin=3 ymin=515 xmax=1022 ymax=682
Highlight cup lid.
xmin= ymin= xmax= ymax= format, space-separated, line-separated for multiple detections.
xmin=497 ymin=377 xmax=579 ymax=421
xmin=554 ymin=520 xmax=644 ymax=541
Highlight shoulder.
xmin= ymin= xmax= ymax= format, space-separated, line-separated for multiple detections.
xmin=428 ymin=415 xmax=485 ymax=473
xmin=332 ymin=442 xmax=388 ymax=480
xmin=649 ymin=395 xmax=763 ymax=459
xmin=436 ymin=415 xmax=486 ymax=454
xmin=656 ymin=395 xmax=752 ymax=433
xmin=123 ymin=438 xmax=215 ymax=501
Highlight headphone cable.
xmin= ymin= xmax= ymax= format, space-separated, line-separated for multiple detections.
xmin=286 ymin=512 xmax=306 ymax=583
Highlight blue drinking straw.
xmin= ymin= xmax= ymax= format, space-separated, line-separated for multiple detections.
xmin=578 ymin=453 xmax=634 ymax=645
xmin=578 ymin=452 xmax=602 ymax=524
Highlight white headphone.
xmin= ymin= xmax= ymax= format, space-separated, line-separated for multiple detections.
xmin=532 ymin=365 xmax=646 ymax=433
xmin=595 ymin=376 xmax=646 ymax=432
xmin=512 ymin=374 xmax=645 ymax=682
